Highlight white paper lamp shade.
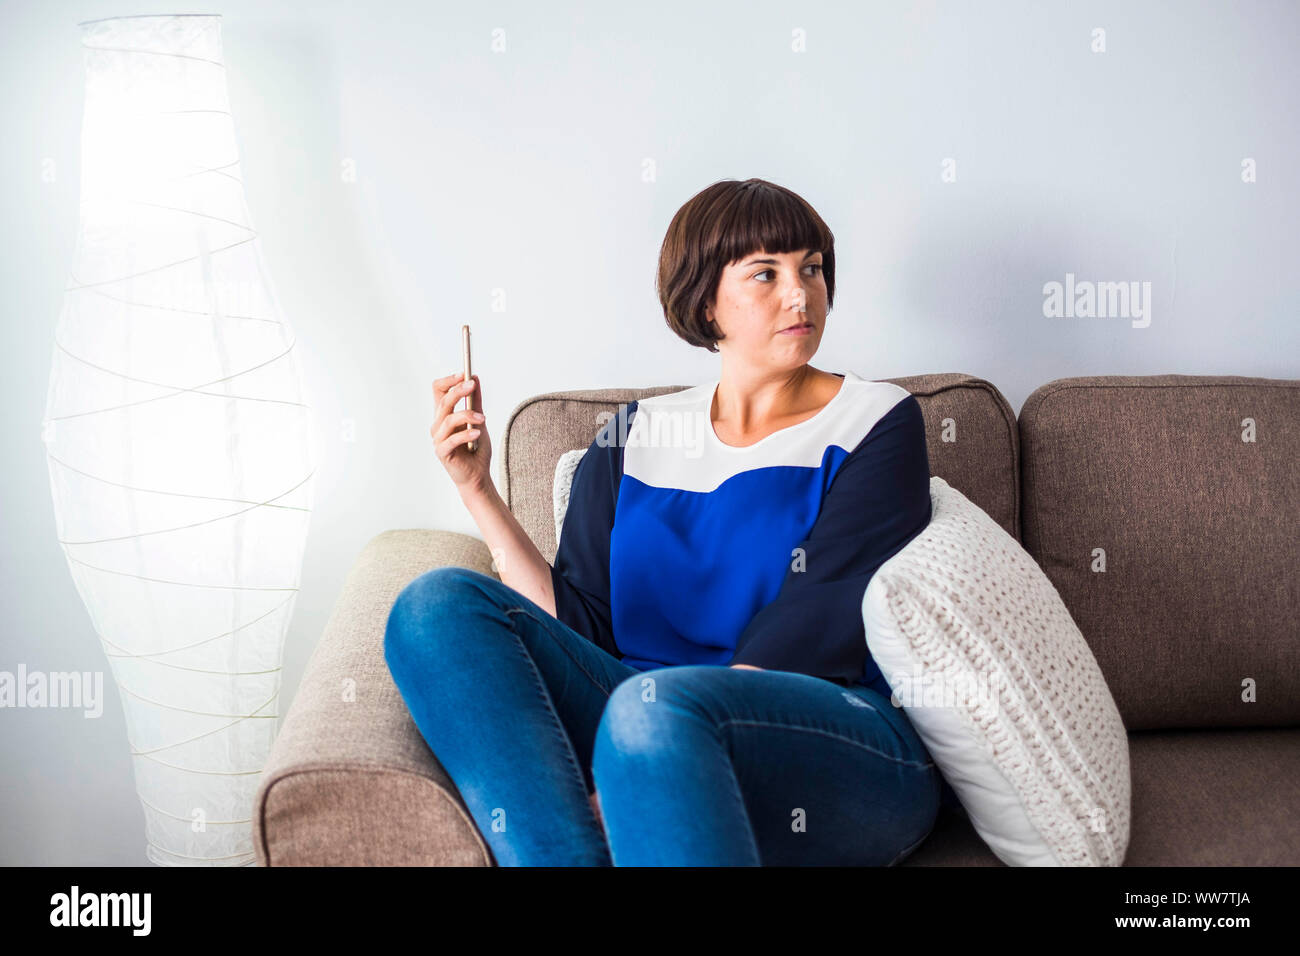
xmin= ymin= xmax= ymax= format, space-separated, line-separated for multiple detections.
xmin=42 ymin=14 xmax=315 ymax=866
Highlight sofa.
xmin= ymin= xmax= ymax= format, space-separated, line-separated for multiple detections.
xmin=252 ymin=372 xmax=1300 ymax=866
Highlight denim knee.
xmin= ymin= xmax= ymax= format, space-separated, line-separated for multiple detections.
xmin=384 ymin=566 xmax=496 ymax=672
xmin=594 ymin=673 xmax=659 ymax=757
xmin=593 ymin=667 xmax=705 ymax=764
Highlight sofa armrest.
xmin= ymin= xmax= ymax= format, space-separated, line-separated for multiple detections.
xmin=254 ymin=529 xmax=497 ymax=866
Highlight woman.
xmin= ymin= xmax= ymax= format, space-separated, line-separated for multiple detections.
xmin=384 ymin=178 xmax=945 ymax=866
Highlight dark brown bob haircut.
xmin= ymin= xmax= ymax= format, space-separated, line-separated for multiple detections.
xmin=657 ymin=178 xmax=836 ymax=353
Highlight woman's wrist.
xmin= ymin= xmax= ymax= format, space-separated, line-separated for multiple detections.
xmin=458 ymin=476 xmax=499 ymax=508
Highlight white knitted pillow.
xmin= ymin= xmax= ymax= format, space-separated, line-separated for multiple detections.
xmin=552 ymin=448 xmax=588 ymax=545
xmin=862 ymin=476 xmax=1131 ymax=866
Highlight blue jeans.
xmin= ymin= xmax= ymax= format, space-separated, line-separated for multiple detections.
xmin=384 ymin=566 xmax=943 ymax=866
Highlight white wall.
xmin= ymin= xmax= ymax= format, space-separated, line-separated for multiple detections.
xmin=2 ymin=0 xmax=1297 ymax=864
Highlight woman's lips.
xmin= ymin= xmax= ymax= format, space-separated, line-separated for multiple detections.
xmin=779 ymin=322 xmax=814 ymax=335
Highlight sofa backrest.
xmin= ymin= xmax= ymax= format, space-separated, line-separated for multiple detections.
xmin=1018 ymin=375 xmax=1300 ymax=732
xmin=501 ymin=370 xmax=1019 ymax=560
xmin=501 ymin=382 xmax=691 ymax=562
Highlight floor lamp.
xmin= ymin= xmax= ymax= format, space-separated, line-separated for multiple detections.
xmin=43 ymin=13 xmax=315 ymax=866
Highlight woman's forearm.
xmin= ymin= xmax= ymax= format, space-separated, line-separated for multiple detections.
xmin=459 ymin=481 xmax=557 ymax=618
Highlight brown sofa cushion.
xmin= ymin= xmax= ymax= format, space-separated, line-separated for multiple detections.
xmin=1018 ymin=375 xmax=1300 ymax=731
xmin=903 ymin=726 xmax=1300 ymax=866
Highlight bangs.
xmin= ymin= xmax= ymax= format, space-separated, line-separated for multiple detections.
xmin=710 ymin=182 xmax=835 ymax=267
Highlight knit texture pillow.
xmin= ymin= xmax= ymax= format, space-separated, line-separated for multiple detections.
xmin=862 ymin=476 xmax=1131 ymax=866
xmin=552 ymin=448 xmax=587 ymax=546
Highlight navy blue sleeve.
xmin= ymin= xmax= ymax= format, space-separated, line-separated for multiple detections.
xmin=548 ymin=401 xmax=638 ymax=659
xmin=727 ymin=393 xmax=932 ymax=686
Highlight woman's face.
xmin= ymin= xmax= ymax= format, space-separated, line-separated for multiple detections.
xmin=707 ymin=247 xmax=828 ymax=368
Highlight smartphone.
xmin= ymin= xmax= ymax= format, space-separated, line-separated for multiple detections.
xmin=461 ymin=324 xmax=477 ymax=453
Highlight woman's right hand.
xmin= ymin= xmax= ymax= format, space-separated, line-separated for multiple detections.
xmin=431 ymin=371 xmax=491 ymax=495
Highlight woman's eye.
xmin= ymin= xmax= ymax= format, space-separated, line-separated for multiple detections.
xmin=754 ymin=264 xmax=822 ymax=281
